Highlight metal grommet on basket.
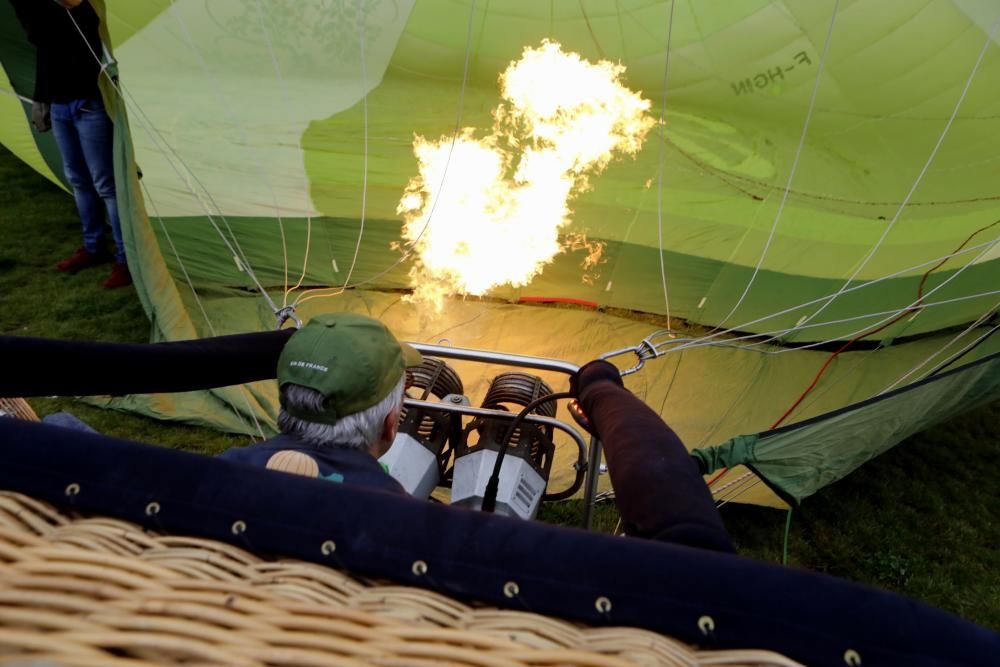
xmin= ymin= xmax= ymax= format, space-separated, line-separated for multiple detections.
xmin=64 ymin=483 xmax=80 ymax=497
xmin=411 ymin=560 xmax=428 ymax=576
xmin=231 ymin=520 xmax=247 ymax=535
xmin=844 ymin=649 xmax=862 ymax=666
xmin=595 ymin=596 xmax=612 ymax=613
xmin=144 ymin=501 xmax=160 ymax=516
xmin=321 ymin=540 xmax=336 ymax=556
xmin=698 ymin=615 xmax=716 ymax=636
xmin=503 ymin=581 xmax=520 ymax=598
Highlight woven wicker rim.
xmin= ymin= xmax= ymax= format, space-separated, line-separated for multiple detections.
xmin=0 ymin=489 xmax=805 ymax=666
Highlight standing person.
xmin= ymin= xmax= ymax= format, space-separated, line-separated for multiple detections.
xmin=10 ymin=0 xmax=131 ymax=288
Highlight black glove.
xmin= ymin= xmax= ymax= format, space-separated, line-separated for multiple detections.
xmin=568 ymin=360 xmax=623 ymax=436
xmin=31 ymin=102 xmax=50 ymax=133
xmin=570 ymin=359 xmax=623 ymax=400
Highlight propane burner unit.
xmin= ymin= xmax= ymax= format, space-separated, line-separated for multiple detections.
xmin=451 ymin=372 xmax=557 ymax=519
xmin=380 ymin=358 xmax=464 ymax=499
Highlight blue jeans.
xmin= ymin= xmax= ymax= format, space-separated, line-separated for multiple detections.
xmin=41 ymin=411 xmax=98 ymax=434
xmin=51 ymin=98 xmax=124 ymax=264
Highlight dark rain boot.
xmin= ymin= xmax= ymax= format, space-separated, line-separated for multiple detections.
xmin=56 ymin=247 xmax=112 ymax=274
xmin=102 ymin=262 xmax=132 ymax=289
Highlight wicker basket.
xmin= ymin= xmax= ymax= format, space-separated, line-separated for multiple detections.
xmin=0 ymin=490 xmax=801 ymax=666
xmin=0 ymin=397 xmax=38 ymax=422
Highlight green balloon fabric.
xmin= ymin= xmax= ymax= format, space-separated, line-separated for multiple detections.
xmin=2 ymin=0 xmax=999 ymax=506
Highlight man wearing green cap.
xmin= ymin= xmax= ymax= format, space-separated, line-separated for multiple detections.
xmin=219 ymin=313 xmax=423 ymax=492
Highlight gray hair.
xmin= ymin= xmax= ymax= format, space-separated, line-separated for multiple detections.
xmin=277 ymin=375 xmax=405 ymax=449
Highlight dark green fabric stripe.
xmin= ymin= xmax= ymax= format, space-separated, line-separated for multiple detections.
xmin=149 ymin=215 xmax=1000 ymax=343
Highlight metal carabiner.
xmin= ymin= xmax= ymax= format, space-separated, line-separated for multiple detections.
xmin=599 ymin=340 xmax=656 ymax=377
xmin=598 ymin=329 xmax=673 ymax=376
xmin=274 ymin=305 xmax=302 ymax=331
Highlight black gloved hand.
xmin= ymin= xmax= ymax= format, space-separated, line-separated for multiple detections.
xmin=31 ymin=102 xmax=50 ymax=133
xmin=567 ymin=360 xmax=624 ymax=436
xmin=570 ymin=359 xmax=624 ymax=399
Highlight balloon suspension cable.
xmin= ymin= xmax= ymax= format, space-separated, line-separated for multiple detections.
xmin=274 ymin=305 xmax=301 ymax=331
xmin=599 ymin=329 xmax=679 ymax=376
xmin=598 ymin=329 xmax=666 ymax=377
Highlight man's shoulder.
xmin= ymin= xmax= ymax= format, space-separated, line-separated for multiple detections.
xmin=218 ymin=434 xmax=300 ymax=461
xmin=219 ymin=436 xmax=405 ymax=494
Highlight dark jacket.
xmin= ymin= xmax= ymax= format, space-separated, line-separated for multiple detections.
xmin=10 ymin=0 xmax=103 ymax=103
xmin=219 ymin=433 xmax=406 ymax=495
xmin=575 ymin=361 xmax=735 ymax=553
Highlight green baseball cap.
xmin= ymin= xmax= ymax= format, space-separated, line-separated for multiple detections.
xmin=277 ymin=312 xmax=422 ymax=424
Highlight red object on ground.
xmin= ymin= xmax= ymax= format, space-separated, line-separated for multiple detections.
xmin=102 ymin=263 xmax=132 ymax=289
xmin=56 ymin=247 xmax=110 ymax=273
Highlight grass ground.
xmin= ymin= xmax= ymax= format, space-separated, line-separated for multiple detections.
xmin=1 ymin=145 xmax=997 ymax=630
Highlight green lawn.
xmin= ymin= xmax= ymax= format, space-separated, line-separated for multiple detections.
xmin=1 ymin=145 xmax=997 ymax=630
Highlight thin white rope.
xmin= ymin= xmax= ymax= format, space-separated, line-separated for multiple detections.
xmin=713 ymin=470 xmax=759 ymax=506
xmin=140 ymin=179 xmax=266 ymax=440
xmin=712 ymin=0 xmax=840 ymax=330
xmin=165 ymin=2 xmax=289 ymax=310
xmin=697 ymin=11 xmax=1000 ymax=349
xmin=126 ymin=88 xmax=279 ymax=307
xmin=667 ymin=284 xmax=1000 ymax=362
xmin=248 ymin=0 xmax=316 ymax=303
xmin=711 ymin=470 xmax=754 ymax=497
xmin=250 ymin=0 xmax=297 ymax=306
xmin=783 ymin=342 xmax=873 ymax=415
xmin=785 ymin=11 xmax=1000 ymax=332
xmin=728 ymin=228 xmax=1000 ymax=356
xmin=64 ymin=8 xmax=280 ymax=315
xmin=294 ymin=0 xmax=480 ymax=305
xmin=877 ymin=301 xmax=1000 ymax=395
xmin=716 ymin=478 xmax=762 ymax=509
xmin=120 ymin=81 xmax=280 ymax=310
xmin=691 ymin=288 xmax=1000 ymax=356
xmin=139 ymin=184 xmax=216 ymax=338
xmin=714 ymin=330 xmax=1000 ymax=510
xmin=65 ymin=5 xmax=273 ymax=438
xmin=654 ymin=0 xmax=676 ymax=328
xmin=650 ymin=288 xmax=1000 ymax=368
xmin=921 ymin=321 xmax=1000 ymax=376
xmin=651 ymin=233 xmax=1000 ymax=355
xmin=292 ymin=0 xmax=374 ymax=308
xmin=0 ymin=86 xmax=33 ymax=103
xmin=328 ymin=0 xmax=371 ymax=296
